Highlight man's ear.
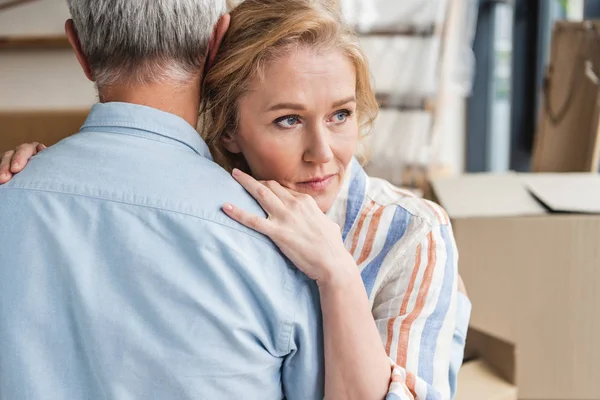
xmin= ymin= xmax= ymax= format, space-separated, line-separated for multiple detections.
xmin=222 ymin=132 xmax=242 ymax=154
xmin=65 ymin=19 xmax=94 ymax=81
xmin=205 ymin=13 xmax=231 ymax=72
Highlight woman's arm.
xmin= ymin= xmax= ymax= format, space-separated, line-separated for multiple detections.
xmin=318 ymin=255 xmax=392 ymax=400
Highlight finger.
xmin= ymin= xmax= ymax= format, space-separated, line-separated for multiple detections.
xmin=0 ymin=150 xmax=15 ymax=183
xmin=287 ymin=190 xmax=314 ymax=205
xmin=232 ymin=168 xmax=283 ymax=213
xmin=36 ymin=143 xmax=47 ymax=152
xmin=222 ymin=203 xmax=274 ymax=236
xmin=261 ymin=180 xmax=295 ymax=202
xmin=11 ymin=143 xmax=39 ymax=173
xmin=286 ymin=187 xmax=306 ymax=198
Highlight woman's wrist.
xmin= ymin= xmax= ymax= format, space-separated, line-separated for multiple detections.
xmin=317 ymin=252 xmax=362 ymax=292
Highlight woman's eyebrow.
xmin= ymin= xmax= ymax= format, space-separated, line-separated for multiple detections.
xmin=331 ymin=96 xmax=356 ymax=108
xmin=267 ymin=103 xmax=306 ymax=112
xmin=266 ymin=96 xmax=356 ymax=112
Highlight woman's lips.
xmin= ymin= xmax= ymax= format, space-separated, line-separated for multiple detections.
xmin=296 ymin=174 xmax=336 ymax=192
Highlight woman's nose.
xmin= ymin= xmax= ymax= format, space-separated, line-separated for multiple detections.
xmin=303 ymin=126 xmax=334 ymax=164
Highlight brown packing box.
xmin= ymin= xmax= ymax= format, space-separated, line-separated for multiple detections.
xmin=456 ymin=359 xmax=517 ymax=400
xmin=533 ymin=21 xmax=600 ymax=173
xmin=430 ymin=173 xmax=600 ymax=400
xmin=0 ymin=110 xmax=88 ymax=152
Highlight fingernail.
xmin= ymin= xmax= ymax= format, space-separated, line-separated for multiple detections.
xmin=0 ymin=173 xmax=8 ymax=181
xmin=232 ymin=168 xmax=241 ymax=177
xmin=223 ymin=204 xmax=233 ymax=212
xmin=11 ymin=162 xmax=20 ymax=169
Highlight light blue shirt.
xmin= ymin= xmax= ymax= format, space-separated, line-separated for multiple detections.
xmin=0 ymin=103 xmax=324 ymax=400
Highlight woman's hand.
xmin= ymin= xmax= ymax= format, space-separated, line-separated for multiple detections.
xmin=223 ymin=168 xmax=353 ymax=287
xmin=0 ymin=142 xmax=46 ymax=184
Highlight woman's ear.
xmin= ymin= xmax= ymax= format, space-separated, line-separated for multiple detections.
xmin=222 ymin=132 xmax=242 ymax=154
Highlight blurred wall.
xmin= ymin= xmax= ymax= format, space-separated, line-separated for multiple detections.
xmin=0 ymin=0 xmax=96 ymax=111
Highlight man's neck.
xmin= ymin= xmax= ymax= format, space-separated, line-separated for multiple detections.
xmin=98 ymin=78 xmax=202 ymax=127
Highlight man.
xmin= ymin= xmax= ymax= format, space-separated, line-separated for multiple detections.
xmin=0 ymin=1 xmax=323 ymax=399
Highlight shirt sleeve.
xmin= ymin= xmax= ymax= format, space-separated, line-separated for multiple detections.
xmin=449 ymin=292 xmax=472 ymax=398
xmin=374 ymin=223 xmax=459 ymax=400
xmin=281 ymin=279 xmax=325 ymax=400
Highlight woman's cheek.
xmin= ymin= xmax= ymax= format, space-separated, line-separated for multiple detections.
xmin=334 ymin=128 xmax=359 ymax=160
xmin=250 ymin=140 xmax=299 ymax=180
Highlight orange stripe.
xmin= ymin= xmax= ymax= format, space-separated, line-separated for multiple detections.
xmin=406 ymin=372 xmax=417 ymax=397
xmin=349 ymin=200 xmax=376 ymax=256
xmin=385 ymin=319 xmax=395 ymax=356
xmin=430 ymin=200 xmax=450 ymax=225
xmin=440 ymin=207 xmax=450 ymax=225
xmin=391 ymin=372 xmax=415 ymax=400
xmin=393 ymin=187 xmax=417 ymax=198
xmin=400 ymin=244 xmax=422 ymax=316
xmin=405 ymin=384 xmax=416 ymax=400
xmin=424 ymin=200 xmax=444 ymax=225
xmin=396 ymin=232 xmax=437 ymax=367
xmin=385 ymin=242 xmax=422 ymax=355
xmin=435 ymin=202 xmax=449 ymax=225
xmin=356 ymin=205 xmax=385 ymax=265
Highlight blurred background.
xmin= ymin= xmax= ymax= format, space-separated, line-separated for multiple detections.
xmin=2 ymin=1 xmax=600 ymax=399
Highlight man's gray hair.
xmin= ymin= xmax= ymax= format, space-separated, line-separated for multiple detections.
xmin=66 ymin=0 xmax=227 ymax=87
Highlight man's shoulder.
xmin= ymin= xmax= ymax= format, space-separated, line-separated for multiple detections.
xmin=1 ymin=133 xmax=270 ymax=241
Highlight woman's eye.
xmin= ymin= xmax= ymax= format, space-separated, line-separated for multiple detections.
xmin=332 ymin=110 xmax=351 ymax=124
xmin=275 ymin=116 xmax=301 ymax=129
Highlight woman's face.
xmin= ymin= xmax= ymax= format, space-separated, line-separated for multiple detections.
xmin=226 ymin=47 xmax=359 ymax=213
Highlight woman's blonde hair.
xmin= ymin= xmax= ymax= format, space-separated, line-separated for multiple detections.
xmin=200 ymin=0 xmax=379 ymax=172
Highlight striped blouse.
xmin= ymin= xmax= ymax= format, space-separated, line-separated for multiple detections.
xmin=327 ymin=159 xmax=471 ymax=400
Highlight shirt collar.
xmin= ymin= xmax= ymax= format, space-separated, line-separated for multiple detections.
xmin=80 ymin=102 xmax=212 ymax=159
xmin=327 ymin=158 xmax=368 ymax=241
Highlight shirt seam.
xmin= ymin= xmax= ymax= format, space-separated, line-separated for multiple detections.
xmin=364 ymin=192 xmax=450 ymax=228
xmin=79 ymin=125 xmax=208 ymax=157
xmin=83 ymin=120 xmax=193 ymax=136
xmin=2 ymin=185 xmax=274 ymax=247
xmin=83 ymin=129 xmax=187 ymax=151
xmin=281 ymin=268 xmax=297 ymax=356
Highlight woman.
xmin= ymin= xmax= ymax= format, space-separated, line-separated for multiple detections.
xmin=0 ymin=0 xmax=470 ymax=398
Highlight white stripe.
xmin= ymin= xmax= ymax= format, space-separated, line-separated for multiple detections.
xmin=413 ymin=376 xmax=429 ymax=399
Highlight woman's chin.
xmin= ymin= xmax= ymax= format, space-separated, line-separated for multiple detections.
xmin=310 ymin=191 xmax=336 ymax=213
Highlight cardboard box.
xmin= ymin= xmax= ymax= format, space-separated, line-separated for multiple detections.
xmin=430 ymin=173 xmax=600 ymax=400
xmin=456 ymin=359 xmax=517 ymax=400
xmin=0 ymin=110 xmax=88 ymax=152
